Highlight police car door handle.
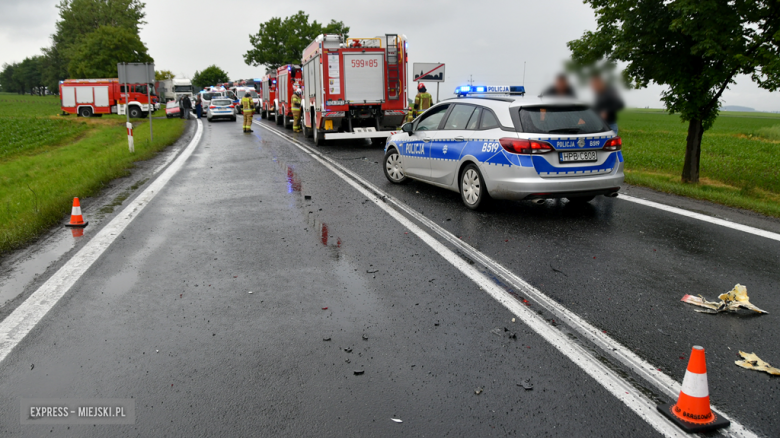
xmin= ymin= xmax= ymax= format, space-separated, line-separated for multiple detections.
xmin=454 ymin=136 xmax=465 ymax=142
xmin=422 ymin=137 xmax=431 ymax=142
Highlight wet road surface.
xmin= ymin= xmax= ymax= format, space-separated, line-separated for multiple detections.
xmin=0 ymin=115 xmax=778 ymax=437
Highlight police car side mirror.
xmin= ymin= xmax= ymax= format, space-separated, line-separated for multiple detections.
xmin=402 ymin=123 xmax=414 ymax=135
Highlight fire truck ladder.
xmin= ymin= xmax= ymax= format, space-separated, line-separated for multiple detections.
xmin=385 ymin=34 xmax=400 ymax=100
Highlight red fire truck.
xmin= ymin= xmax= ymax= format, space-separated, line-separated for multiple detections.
xmin=274 ymin=64 xmax=303 ymax=128
xmin=59 ymin=78 xmax=157 ymax=118
xmin=300 ymin=34 xmax=409 ymax=146
xmin=258 ymin=72 xmax=277 ymax=120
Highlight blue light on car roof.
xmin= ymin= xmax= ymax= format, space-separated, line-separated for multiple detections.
xmin=455 ymin=85 xmax=526 ymax=96
xmin=475 ymin=86 xmax=486 ymax=92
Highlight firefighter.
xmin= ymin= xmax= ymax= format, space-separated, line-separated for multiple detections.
xmin=241 ymin=92 xmax=254 ymax=132
xmin=407 ymin=83 xmax=433 ymax=123
xmin=291 ymin=88 xmax=303 ymax=133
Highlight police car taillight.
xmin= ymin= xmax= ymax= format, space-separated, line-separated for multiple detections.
xmin=499 ymin=138 xmax=554 ymax=155
xmin=603 ymin=137 xmax=622 ymax=151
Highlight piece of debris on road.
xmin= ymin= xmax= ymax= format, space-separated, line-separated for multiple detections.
xmin=353 ymin=370 xmax=364 ymax=375
xmin=391 ymin=418 xmax=403 ymax=423
xmin=518 ymin=379 xmax=534 ymax=390
xmin=474 ymin=388 xmax=483 ymax=395
xmin=735 ymin=351 xmax=780 ymax=376
xmin=681 ymin=284 xmax=767 ymax=314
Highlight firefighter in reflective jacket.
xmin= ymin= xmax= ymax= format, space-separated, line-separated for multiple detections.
xmin=242 ymin=92 xmax=254 ymax=133
xmin=291 ymin=88 xmax=303 ymax=133
xmin=407 ymin=83 xmax=432 ymax=123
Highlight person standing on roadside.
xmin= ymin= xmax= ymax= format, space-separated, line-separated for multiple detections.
xmin=180 ymin=94 xmax=192 ymax=120
xmin=540 ymin=74 xmax=577 ymax=98
xmin=195 ymin=94 xmax=203 ymax=119
xmin=406 ymin=83 xmax=433 ymax=123
xmin=591 ymin=75 xmax=624 ymax=134
xmin=291 ymin=88 xmax=303 ymax=133
xmin=241 ymin=92 xmax=254 ymax=133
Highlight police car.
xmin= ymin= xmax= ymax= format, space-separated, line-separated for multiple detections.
xmin=383 ymin=85 xmax=624 ymax=210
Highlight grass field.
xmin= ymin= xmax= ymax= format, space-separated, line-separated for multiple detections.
xmin=0 ymin=93 xmax=185 ymax=254
xmin=619 ymin=110 xmax=780 ymax=217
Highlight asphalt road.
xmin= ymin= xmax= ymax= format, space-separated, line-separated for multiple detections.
xmin=0 ymin=114 xmax=777 ymax=437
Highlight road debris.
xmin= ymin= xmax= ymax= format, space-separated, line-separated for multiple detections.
xmin=735 ymin=351 xmax=780 ymax=376
xmin=681 ymin=284 xmax=767 ymax=314
xmin=512 ymin=318 xmax=515 ymax=323
xmin=248 ymin=291 xmax=253 ymax=294
xmin=30 ymin=364 xmax=34 ymax=370
xmin=344 ymin=348 xmax=352 ymax=353
xmin=304 ymin=195 xmax=312 ymax=200
xmin=474 ymin=388 xmax=482 ymax=395
xmin=367 ymin=269 xmax=379 ymax=274
xmin=490 ymin=327 xmax=502 ymax=336
xmin=323 ymin=337 xmax=331 ymax=341
xmin=391 ymin=418 xmax=403 ymax=423
xmin=353 ymin=370 xmax=364 ymax=375
xmin=322 ymin=307 xmax=328 ymax=310
xmin=518 ymin=379 xmax=534 ymax=390
xmin=362 ymin=334 xmax=369 ymax=340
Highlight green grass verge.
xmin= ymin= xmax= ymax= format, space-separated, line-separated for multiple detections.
xmin=0 ymin=93 xmax=185 ymax=254
xmin=620 ymin=109 xmax=780 ymax=218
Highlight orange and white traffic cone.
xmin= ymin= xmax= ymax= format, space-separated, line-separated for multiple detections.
xmin=657 ymin=346 xmax=729 ymax=433
xmin=64 ymin=197 xmax=88 ymax=228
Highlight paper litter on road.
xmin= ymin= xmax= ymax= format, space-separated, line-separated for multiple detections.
xmin=391 ymin=418 xmax=403 ymax=423
xmin=735 ymin=351 xmax=780 ymax=376
xmin=681 ymin=284 xmax=767 ymax=314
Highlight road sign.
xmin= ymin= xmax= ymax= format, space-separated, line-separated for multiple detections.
xmin=413 ymin=63 xmax=445 ymax=82
xmin=117 ymin=63 xmax=154 ymax=84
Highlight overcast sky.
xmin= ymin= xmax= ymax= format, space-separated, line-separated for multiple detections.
xmin=2 ymin=0 xmax=778 ymax=111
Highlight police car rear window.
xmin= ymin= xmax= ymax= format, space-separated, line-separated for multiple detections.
xmin=518 ymin=106 xmax=608 ymax=134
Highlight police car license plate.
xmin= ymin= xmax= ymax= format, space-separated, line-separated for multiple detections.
xmin=559 ymin=151 xmax=597 ymax=162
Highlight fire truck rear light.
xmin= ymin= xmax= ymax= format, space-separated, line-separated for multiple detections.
xmin=603 ymin=137 xmax=622 ymax=151
xmin=499 ymin=138 xmax=554 ymax=155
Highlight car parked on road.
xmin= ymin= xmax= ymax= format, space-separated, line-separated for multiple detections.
xmin=165 ymin=100 xmax=180 ymax=118
xmin=383 ymin=86 xmax=624 ymax=210
xmin=207 ymin=98 xmax=236 ymax=122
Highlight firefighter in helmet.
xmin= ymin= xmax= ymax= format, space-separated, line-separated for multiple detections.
xmin=407 ymin=83 xmax=433 ymax=123
xmin=241 ymin=92 xmax=254 ymax=133
xmin=291 ymin=88 xmax=303 ymax=133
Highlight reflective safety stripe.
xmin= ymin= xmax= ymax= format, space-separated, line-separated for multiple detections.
xmin=680 ymin=371 xmax=709 ymax=398
xmin=71 ymin=206 xmax=82 ymax=216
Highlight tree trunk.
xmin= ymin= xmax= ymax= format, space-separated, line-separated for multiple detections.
xmin=682 ymin=118 xmax=703 ymax=183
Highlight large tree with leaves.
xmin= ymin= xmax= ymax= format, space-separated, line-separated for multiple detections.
xmin=192 ymin=65 xmax=230 ymax=90
xmin=68 ymin=25 xmax=153 ymax=78
xmin=244 ymin=11 xmax=349 ymax=71
xmin=569 ymin=0 xmax=780 ymax=183
xmin=42 ymin=0 xmax=147 ymax=89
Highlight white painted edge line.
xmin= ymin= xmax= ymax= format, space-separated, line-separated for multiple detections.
xmin=619 ymin=194 xmax=780 ymax=243
xmin=0 ymin=119 xmax=204 ymax=365
xmin=258 ymin=121 xmax=756 ymax=438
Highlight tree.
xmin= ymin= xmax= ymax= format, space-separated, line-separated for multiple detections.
xmin=155 ymin=70 xmax=175 ymax=81
xmin=15 ymin=56 xmax=46 ymax=95
xmin=68 ymin=26 xmax=153 ymax=79
xmin=244 ymin=11 xmax=349 ymax=70
xmin=569 ymin=0 xmax=780 ymax=183
xmin=0 ymin=63 xmax=22 ymax=94
xmin=43 ymin=0 xmax=147 ymax=88
xmin=192 ymin=65 xmax=229 ymax=90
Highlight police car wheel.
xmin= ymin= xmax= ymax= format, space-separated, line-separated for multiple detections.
xmin=460 ymin=164 xmax=490 ymax=210
xmin=383 ymin=148 xmax=408 ymax=184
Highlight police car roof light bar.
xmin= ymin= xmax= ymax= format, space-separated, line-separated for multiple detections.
xmin=455 ymin=85 xmax=526 ymax=97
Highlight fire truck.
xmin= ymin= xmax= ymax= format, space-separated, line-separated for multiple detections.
xmin=274 ymin=64 xmax=303 ymax=127
xmin=60 ymin=78 xmax=157 ymax=118
xmin=300 ymin=34 xmax=409 ymax=146
xmin=258 ymin=72 xmax=277 ymax=120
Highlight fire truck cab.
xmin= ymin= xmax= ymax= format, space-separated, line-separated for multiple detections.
xmin=275 ymin=64 xmax=303 ymax=128
xmin=301 ymin=34 xmax=409 ymax=146
xmin=259 ymin=73 xmax=277 ymax=120
xmin=59 ymin=78 xmax=156 ymax=118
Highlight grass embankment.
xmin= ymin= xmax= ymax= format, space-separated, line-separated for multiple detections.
xmin=0 ymin=93 xmax=185 ymax=254
xmin=620 ymin=110 xmax=780 ymax=217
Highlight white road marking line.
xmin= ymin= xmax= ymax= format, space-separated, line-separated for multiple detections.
xmin=258 ymin=121 xmax=756 ymax=438
xmin=0 ymin=119 xmax=204 ymax=365
xmin=619 ymin=194 xmax=780 ymax=243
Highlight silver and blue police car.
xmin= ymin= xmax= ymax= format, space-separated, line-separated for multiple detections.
xmin=383 ymin=85 xmax=624 ymax=210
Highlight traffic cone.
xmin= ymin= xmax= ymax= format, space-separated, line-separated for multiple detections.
xmin=657 ymin=346 xmax=729 ymax=433
xmin=64 ymin=197 xmax=88 ymax=228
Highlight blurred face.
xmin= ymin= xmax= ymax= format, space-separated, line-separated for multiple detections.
xmin=591 ymin=77 xmax=605 ymax=92
xmin=555 ymin=77 xmax=568 ymax=92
